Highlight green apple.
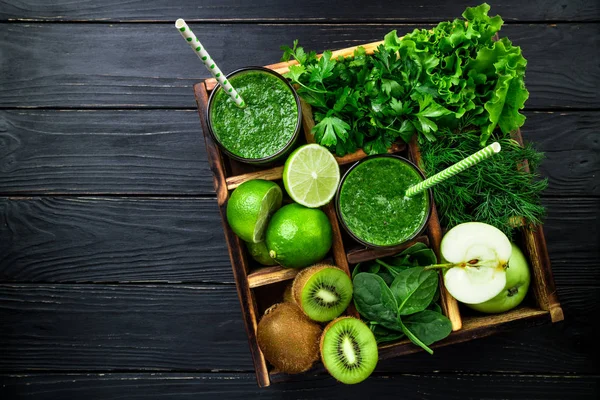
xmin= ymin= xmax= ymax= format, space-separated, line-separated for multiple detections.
xmin=467 ymin=243 xmax=531 ymax=314
xmin=441 ymin=222 xmax=512 ymax=304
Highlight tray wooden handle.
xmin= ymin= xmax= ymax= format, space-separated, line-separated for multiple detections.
xmin=408 ymin=136 xmax=462 ymax=331
xmin=204 ymin=40 xmax=385 ymax=91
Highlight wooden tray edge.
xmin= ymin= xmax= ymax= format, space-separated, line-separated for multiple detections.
xmin=193 ymin=81 xmax=271 ymax=387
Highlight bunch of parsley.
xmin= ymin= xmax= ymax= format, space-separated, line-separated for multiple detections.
xmin=281 ymin=3 xmax=529 ymax=155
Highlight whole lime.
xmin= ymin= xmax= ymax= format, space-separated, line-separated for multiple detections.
xmin=265 ymin=203 xmax=333 ymax=269
xmin=246 ymin=241 xmax=277 ymax=266
xmin=226 ymin=180 xmax=282 ymax=243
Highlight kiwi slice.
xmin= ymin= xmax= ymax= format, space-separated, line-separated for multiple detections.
xmin=320 ymin=317 xmax=378 ymax=384
xmin=257 ymin=303 xmax=322 ymax=374
xmin=292 ymin=264 xmax=353 ymax=322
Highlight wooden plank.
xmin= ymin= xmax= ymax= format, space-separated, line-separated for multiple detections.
xmin=524 ymin=111 xmax=600 ymax=197
xmin=0 ymin=197 xmax=597 ymax=285
xmin=0 ymin=284 xmax=253 ymax=371
xmin=408 ymin=136 xmax=461 ymax=330
xmin=0 ymin=110 xmax=596 ymax=196
xmin=247 ymin=266 xmax=299 ymax=289
xmin=0 ymin=110 xmax=212 ymax=195
xmin=0 ymin=284 xmax=596 ymax=373
xmin=1 ymin=0 xmax=597 ymax=22
xmin=0 ymin=24 xmax=597 ymax=109
xmin=224 ymin=142 xmax=405 ymax=191
xmin=193 ymin=82 xmax=270 ymax=387
xmin=0 ymin=197 xmax=232 ymax=283
xmin=0 ymin=372 xmax=598 ymax=400
xmin=346 ymin=235 xmax=430 ymax=264
xmin=541 ymin=197 xmax=600 ymax=286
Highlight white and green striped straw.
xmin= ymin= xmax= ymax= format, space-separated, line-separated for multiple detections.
xmin=175 ymin=18 xmax=245 ymax=108
xmin=405 ymin=142 xmax=501 ymax=197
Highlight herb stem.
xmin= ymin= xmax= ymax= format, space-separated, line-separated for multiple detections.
xmin=400 ymin=319 xmax=434 ymax=355
xmin=424 ymin=263 xmax=456 ymax=270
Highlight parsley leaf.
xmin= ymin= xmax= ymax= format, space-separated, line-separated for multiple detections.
xmin=312 ymin=115 xmax=350 ymax=147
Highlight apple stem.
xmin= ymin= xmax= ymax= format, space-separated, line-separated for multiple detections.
xmin=424 ymin=263 xmax=457 ymax=270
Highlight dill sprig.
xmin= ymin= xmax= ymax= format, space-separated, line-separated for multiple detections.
xmin=419 ymin=129 xmax=547 ymax=239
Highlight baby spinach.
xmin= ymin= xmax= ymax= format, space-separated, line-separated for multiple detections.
xmin=369 ymin=324 xmax=405 ymax=344
xmin=402 ymin=310 xmax=452 ymax=346
xmin=352 ymin=243 xmax=451 ymax=354
xmin=390 ymin=267 xmax=438 ymax=315
xmin=353 ymin=273 xmax=399 ymax=330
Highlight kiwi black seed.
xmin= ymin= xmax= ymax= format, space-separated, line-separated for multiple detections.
xmin=257 ymin=302 xmax=322 ymax=374
xmin=320 ymin=317 xmax=378 ymax=384
xmin=292 ymin=264 xmax=353 ymax=322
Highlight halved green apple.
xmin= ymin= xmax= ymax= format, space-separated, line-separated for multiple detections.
xmin=441 ymin=222 xmax=512 ymax=304
xmin=467 ymin=243 xmax=531 ymax=313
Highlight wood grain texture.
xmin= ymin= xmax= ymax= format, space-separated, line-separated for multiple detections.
xmin=408 ymin=136 xmax=461 ymax=330
xmin=0 ymin=197 xmax=232 ymax=283
xmin=223 ymin=142 xmax=406 ymax=190
xmin=2 ymin=373 xmax=598 ymax=399
xmin=247 ymin=266 xmax=299 ymax=288
xmin=524 ymin=111 xmax=600 ymax=197
xmin=346 ymin=235 xmax=430 ymax=264
xmin=0 ymin=110 xmax=212 ymax=195
xmin=1 ymin=0 xmax=598 ymax=22
xmin=0 ymin=110 xmax=596 ymax=196
xmin=0 ymin=284 xmax=253 ymax=371
xmin=0 ymin=197 xmax=597 ymax=285
xmin=193 ymin=81 xmax=270 ymax=386
xmin=0 ymin=24 xmax=597 ymax=109
xmin=541 ymin=197 xmax=600 ymax=286
xmin=0 ymin=283 xmax=596 ymax=374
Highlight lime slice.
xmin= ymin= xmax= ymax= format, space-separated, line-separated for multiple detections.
xmin=226 ymin=180 xmax=283 ymax=243
xmin=283 ymin=144 xmax=340 ymax=208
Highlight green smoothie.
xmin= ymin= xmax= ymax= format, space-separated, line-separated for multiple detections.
xmin=338 ymin=156 xmax=430 ymax=247
xmin=209 ymin=69 xmax=299 ymax=160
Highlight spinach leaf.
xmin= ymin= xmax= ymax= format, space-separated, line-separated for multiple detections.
xmin=375 ymin=259 xmax=410 ymax=277
xmin=370 ymin=324 xmax=405 ymax=344
xmin=427 ymin=302 xmax=442 ymax=314
xmin=410 ymin=248 xmax=438 ymax=267
xmin=352 ymin=261 xmax=380 ymax=279
xmin=391 ymin=267 xmax=438 ymax=315
xmin=403 ymin=310 xmax=452 ymax=346
xmin=396 ymin=242 xmax=429 ymax=256
xmin=377 ymin=270 xmax=395 ymax=287
xmin=353 ymin=273 xmax=399 ymax=329
xmin=399 ymin=319 xmax=434 ymax=355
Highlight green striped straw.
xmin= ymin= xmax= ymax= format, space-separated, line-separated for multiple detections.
xmin=175 ymin=18 xmax=245 ymax=108
xmin=405 ymin=142 xmax=501 ymax=197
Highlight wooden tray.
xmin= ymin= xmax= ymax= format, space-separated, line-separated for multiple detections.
xmin=193 ymin=41 xmax=564 ymax=388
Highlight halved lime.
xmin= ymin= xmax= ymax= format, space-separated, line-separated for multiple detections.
xmin=226 ymin=179 xmax=283 ymax=243
xmin=283 ymin=144 xmax=340 ymax=208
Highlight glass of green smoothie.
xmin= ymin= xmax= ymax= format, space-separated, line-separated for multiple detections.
xmin=206 ymin=67 xmax=302 ymax=165
xmin=335 ymin=155 xmax=432 ymax=249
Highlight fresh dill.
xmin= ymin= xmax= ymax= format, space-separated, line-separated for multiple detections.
xmin=419 ymin=129 xmax=547 ymax=238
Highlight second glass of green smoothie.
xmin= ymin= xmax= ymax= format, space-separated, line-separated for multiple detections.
xmin=335 ymin=154 xmax=432 ymax=249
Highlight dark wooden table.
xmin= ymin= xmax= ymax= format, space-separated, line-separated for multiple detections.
xmin=0 ymin=1 xmax=598 ymax=398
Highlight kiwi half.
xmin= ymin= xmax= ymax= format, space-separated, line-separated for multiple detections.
xmin=257 ymin=303 xmax=322 ymax=374
xmin=320 ymin=317 xmax=378 ymax=384
xmin=292 ymin=264 xmax=353 ymax=322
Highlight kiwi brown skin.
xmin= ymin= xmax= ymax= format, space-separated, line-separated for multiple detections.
xmin=282 ymin=283 xmax=295 ymax=304
xmin=291 ymin=263 xmax=337 ymax=309
xmin=257 ymin=302 xmax=322 ymax=374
